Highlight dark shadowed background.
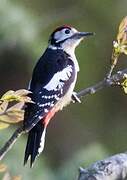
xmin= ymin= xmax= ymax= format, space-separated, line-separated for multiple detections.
xmin=0 ymin=0 xmax=127 ymax=179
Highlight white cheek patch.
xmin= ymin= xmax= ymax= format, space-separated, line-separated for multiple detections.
xmin=55 ymin=28 xmax=75 ymax=43
xmin=54 ymin=31 xmax=61 ymax=41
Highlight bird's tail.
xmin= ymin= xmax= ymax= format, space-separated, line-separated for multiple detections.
xmin=24 ymin=121 xmax=46 ymax=167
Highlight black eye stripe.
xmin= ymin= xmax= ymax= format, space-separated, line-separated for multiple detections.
xmin=65 ymin=29 xmax=70 ymax=34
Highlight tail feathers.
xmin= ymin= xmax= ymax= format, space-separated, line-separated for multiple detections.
xmin=24 ymin=122 xmax=46 ymax=167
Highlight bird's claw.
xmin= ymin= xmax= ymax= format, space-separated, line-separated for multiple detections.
xmin=72 ymin=92 xmax=81 ymax=103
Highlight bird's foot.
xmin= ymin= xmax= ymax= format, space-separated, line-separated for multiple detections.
xmin=72 ymin=92 xmax=81 ymax=103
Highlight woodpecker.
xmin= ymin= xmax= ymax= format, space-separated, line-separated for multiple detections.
xmin=24 ymin=25 xmax=93 ymax=167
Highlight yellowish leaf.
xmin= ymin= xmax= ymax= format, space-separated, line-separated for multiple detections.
xmin=121 ymin=74 xmax=127 ymax=94
xmin=14 ymin=89 xmax=33 ymax=103
xmin=0 ymin=89 xmax=33 ymax=103
xmin=4 ymin=102 xmax=25 ymax=123
xmin=117 ymin=16 xmax=127 ymax=45
xmin=6 ymin=102 xmax=24 ymax=114
xmin=1 ymin=90 xmax=16 ymax=102
xmin=0 ymin=122 xmax=9 ymax=129
xmin=110 ymin=16 xmax=127 ymax=74
xmin=0 ymin=102 xmax=24 ymax=125
xmin=0 ymin=89 xmax=33 ymax=128
xmin=0 ymin=102 xmax=8 ymax=114
xmin=15 ymin=89 xmax=31 ymax=96
xmin=0 ymin=110 xmax=24 ymax=124
xmin=0 ymin=164 xmax=7 ymax=172
xmin=123 ymin=86 xmax=127 ymax=94
xmin=12 ymin=175 xmax=22 ymax=180
xmin=120 ymin=45 xmax=127 ymax=55
xmin=8 ymin=102 xmax=24 ymax=110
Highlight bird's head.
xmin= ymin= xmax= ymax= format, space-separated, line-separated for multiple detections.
xmin=48 ymin=25 xmax=94 ymax=54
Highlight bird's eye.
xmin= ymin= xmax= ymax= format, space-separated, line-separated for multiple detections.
xmin=65 ymin=29 xmax=70 ymax=34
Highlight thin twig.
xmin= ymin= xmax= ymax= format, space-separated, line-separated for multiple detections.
xmin=0 ymin=68 xmax=127 ymax=161
xmin=76 ymin=68 xmax=127 ymax=98
xmin=0 ymin=126 xmax=24 ymax=160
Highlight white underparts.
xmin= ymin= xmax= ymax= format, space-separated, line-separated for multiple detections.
xmin=54 ymin=73 xmax=77 ymax=111
xmin=61 ymin=38 xmax=82 ymax=72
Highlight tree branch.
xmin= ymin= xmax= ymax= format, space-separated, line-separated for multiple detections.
xmin=78 ymin=152 xmax=127 ymax=180
xmin=0 ymin=126 xmax=24 ymax=160
xmin=76 ymin=68 xmax=127 ymax=98
xmin=0 ymin=68 xmax=127 ymax=161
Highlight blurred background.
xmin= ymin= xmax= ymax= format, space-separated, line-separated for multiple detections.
xmin=0 ymin=0 xmax=127 ymax=179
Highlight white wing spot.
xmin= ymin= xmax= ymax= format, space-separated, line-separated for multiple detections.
xmin=32 ymin=123 xmax=36 ymax=127
xmin=34 ymin=114 xmax=38 ymax=118
xmin=50 ymin=104 xmax=54 ymax=107
xmin=55 ymin=97 xmax=59 ymax=100
xmin=54 ymin=95 xmax=59 ymax=100
xmin=39 ymin=104 xmax=45 ymax=107
xmin=44 ymin=109 xmax=48 ymax=113
xmin=61 ymin=89 xmax=63 ymax=94
xmin=39 ymin=116 xmax=42 ymax=119
xmin=43 ymin=65 xmax=72 ymax=91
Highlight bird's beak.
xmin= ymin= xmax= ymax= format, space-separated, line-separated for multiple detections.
xmin=73 ymin=32 xmax=95 ymax=39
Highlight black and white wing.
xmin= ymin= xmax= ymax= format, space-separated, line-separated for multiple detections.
xmin=24 ymin=48 xmax=76 ymax=128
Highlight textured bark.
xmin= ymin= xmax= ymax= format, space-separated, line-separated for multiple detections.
xmin=78 ymin=153 xmax=127 ymax=180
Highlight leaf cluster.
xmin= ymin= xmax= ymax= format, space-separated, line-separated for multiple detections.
xmin=0 ymin=89 xmax=33 ymax=130
xmin=107 ymin=16 xmax=127 ymax=93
